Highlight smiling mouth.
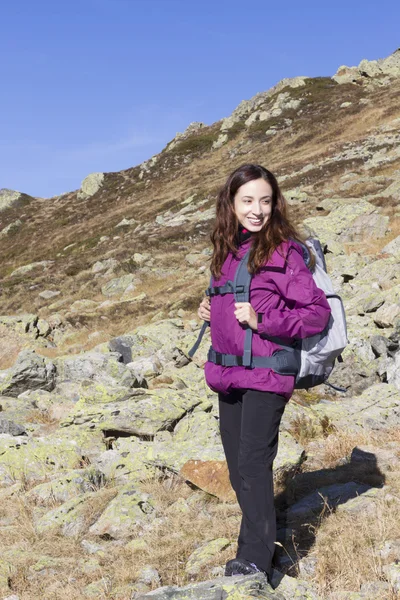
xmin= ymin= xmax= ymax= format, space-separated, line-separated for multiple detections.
xmin=248 ymin=218 xmax=263 ymax=224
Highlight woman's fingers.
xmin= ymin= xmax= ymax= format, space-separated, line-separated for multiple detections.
xmin=234 ymin=302 xmax=257 ymax=330
xmin=198 ymin=297 xmax=211 ymax=321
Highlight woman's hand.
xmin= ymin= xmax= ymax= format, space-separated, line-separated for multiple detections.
xmin=198 ymin=296 xmax=211 ymax=322
xmin=234 ymin=302 xmax=258 ymax=331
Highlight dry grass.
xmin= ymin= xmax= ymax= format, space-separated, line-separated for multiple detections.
xmin=1 ymin=424 xmax=400 ymax=597
xmin=0 ymin=473 xmax=241 ymax=599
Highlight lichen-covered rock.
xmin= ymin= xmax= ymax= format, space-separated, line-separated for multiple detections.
xmin=0 ymin=349 xmax=56 ymax=397
xmin=89 ymin=484 xmax=155 ymax=539
xmin=339 ymin=213 xmax=389 ymax=242
xmin=10 ymin=260 xmax=54 ymax=277
xmin=137 ymin=565 xmax=161 ymax=586
xmin=127 ymin=355 xmax=162 ymax=383
xmin=0 ymin=434 xmax=84 ymax=485
xmin=185 ymin=538 xmax=232 ymax=575
xmin=100 ymin=274 xmax=135 ymax=297
xmin=136 ymin=572 xmax=281 ymax=599
xmin=381 ymin=234 xmax=400 ymax=260
xmin=34 ymin=493 xmax=94 ymax=536
xmin=27 ymin=467 xmax=106 ymax=504
xmin=54 ymin=351 xmax=139 ymax=389
xmin=311 ymin=384 xmax=400 ymax=432
xmin=93 ymin=440 xmax=157 ymax=484
xmin=61 ymin=387 xmax=203 ymax=438
xmin=303 ymin=200 xmax=376 ymax=253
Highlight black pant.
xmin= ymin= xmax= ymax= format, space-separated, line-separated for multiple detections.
xmin=218 ymin=388 xmax=288 ymax=575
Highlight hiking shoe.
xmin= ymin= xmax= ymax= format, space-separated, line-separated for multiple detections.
xmin=224 ymin=557 xmax=268 ymax=578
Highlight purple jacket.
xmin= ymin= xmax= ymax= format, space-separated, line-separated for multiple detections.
xmin=204 ymin=238 xmax=331 ymax=399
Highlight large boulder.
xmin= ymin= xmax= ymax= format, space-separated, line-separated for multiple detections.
xmin=0 ymin=188 xmax=33 ymax=212
xmin=333 ymin=48 xmax=400 ymax=85
xmin=78 ymin=172 xmax=105 ymax=199
xmin=303 ymin=200 xmax=377 ymax=254
xmin=0 ymin=434 xmax=84 ymax=485
xmin=0 ymin=349 xmax=56 ymax=397
xmin=54 ymin=351 xmax=139 ymax=390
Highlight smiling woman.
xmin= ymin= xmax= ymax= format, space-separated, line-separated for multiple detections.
xmin=196 ymin=163 xmax=331 ymax=581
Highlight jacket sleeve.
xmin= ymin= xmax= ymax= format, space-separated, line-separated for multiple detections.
xmin=257 ymin=245 xmax=331 ymax=341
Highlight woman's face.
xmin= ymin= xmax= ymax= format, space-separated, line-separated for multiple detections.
xmin=233 ymin=178 xmax=273 ymax=232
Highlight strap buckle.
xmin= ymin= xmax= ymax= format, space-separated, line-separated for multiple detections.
xmin=215 ymin=352 xmax=222 ymax=366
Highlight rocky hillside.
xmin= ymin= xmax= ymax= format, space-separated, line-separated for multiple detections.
xmin=0 ymin=50 xmax=399 ymax=599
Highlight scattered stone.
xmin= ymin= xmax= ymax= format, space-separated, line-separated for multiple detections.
xmin=374 ymin=303 xmax=400 ymax=328
xmin=10 ymin=260 xmax=54 ymax=277
xmin=101 ymin=274 xmax=136 ymax=297
xmin=0 ymin=219 xmax=22 ymax=236
xmin=38 ymin=290 xmax=61 ymax=300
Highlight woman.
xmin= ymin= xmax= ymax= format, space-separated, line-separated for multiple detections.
xmin=197 ymin=164 xmax=331 ymax=581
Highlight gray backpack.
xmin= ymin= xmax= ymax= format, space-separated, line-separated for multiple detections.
xmin=189 ymin=238 xmax=348 ymax=390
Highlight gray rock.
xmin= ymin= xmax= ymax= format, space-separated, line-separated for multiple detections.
xmin=108 ymin=337 xmax=133 ymax=364
xmin=373 ymin=303 xmax=400 ymax=328
xmin=381 ymin=234 xmax=400 ymax=260
xmin=286 ymin=482 xmax=371 ymax=521
xmin=0 ymin=219 xmax=23 ymax=236
xmin=0 ymin=349 xmax=56 ymax=397
xmin=312 ymin=383 xmax=400 ymax=431
xmin=89 ymin=484 xmax=155 ymax=539
xmin=0 ymin=188 xmax=32 ymax=212
xmin=382 ymin=562 xmax=400 ymax=593
xmin=10 ymin=260 xmax=54 ymax=277
xmin=370 ymin=335 xmax=390 ymax=357
xmin=38 ymin=290 xmax=61 ymax=300
xmin=359 ymin=581 xmax=392 ymax=597
xmin=137 ymin=566 xmax=161 ymax=586
xmin=78 ymin=172 xmax=104 ymax=199
xmin=297 ymin=554 xmax=318 ymax=578
xmin=54 ymin=351 xmax=138 ymax=389
xmin=0 ymin=419 xmax=26 ymax=436
xmin=335 ymin=486 xmax=383 ymax=516
xmin=340 ymin=213 xmax=389 ymax=242
xmin=135 ymin=572 xmax=283 ymax=599
xmin=374 ymin=538 xmax=400 ymax=563
xmin=101 ymin=274 xmax=135 ymax=297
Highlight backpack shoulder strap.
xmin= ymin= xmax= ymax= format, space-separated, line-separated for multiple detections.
xmin=233 ymin=250 xmax=253 ymax=366
xmin=188 ymin=273 xmax=212 ymax=358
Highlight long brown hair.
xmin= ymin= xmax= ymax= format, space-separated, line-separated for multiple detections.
xmin=210 ymin=163 xmax=312 ymax=278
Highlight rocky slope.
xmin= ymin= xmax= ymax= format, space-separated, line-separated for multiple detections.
xmin=0 ymin=50 xmax=400 ymax=599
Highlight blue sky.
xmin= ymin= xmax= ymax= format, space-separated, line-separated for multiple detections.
xmin=1 ymin=0 xmax=399 ymax=198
